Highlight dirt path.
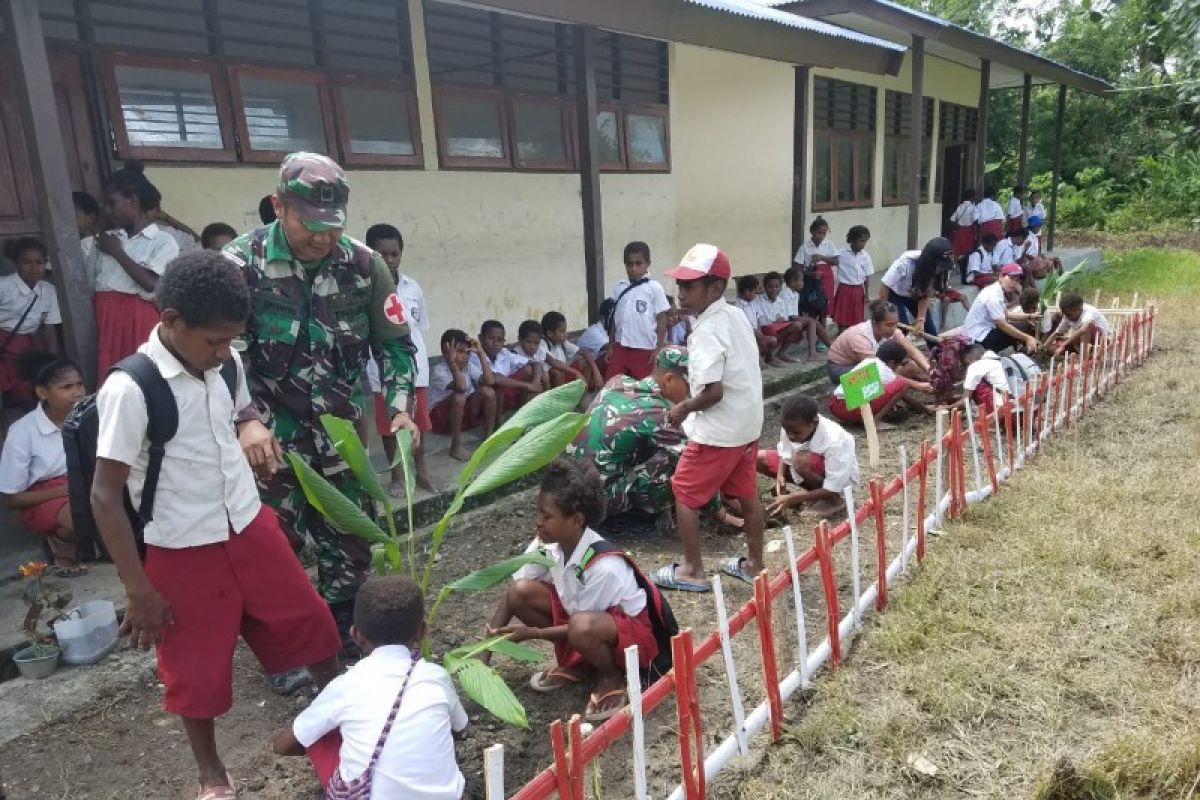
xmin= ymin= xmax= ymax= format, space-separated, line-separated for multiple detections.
xmin=714 ymin=299 xmax=1199 ymax=799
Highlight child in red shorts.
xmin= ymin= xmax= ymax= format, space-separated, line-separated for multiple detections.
xmin=91 ymin=251 xmax=340 ymax=800
xmin=487 ymin=460 xmax=658 ymax=723
xmin=429 ymin=329 xmax=498 ymax=462
xmin=827 ymin=340 xmax=934 ymax=424
xmin=757 ymin=395 xmax=860 ymax=519
xmin=652 ymin=244 xmax=766 ymax=593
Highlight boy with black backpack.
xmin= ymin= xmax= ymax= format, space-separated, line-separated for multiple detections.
xmin=605 ymin=241 xmax=670 ymax=381
xmin=486 ymin=459 xmax=676 ymax=724
xmin=88 ymin=250 xmax=340 ymax=799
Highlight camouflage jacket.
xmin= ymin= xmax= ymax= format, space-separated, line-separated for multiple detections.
xmin=223 ymin=223 xmax=415 ymax=452
xmin=568 ymin=376 xmax=685 ymax=482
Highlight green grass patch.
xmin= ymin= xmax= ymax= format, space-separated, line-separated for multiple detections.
xmin=1075 ymin=248 xmax=1200 ymax=296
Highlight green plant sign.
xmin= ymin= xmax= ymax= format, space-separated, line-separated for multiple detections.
xmin=286 ymin=380 xmax=591 ymax=728
xmin=839 ymin=360 xmax=884 ymax=411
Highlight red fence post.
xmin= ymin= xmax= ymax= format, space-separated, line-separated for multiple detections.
xmin=567 ymin=715 xmax=585 ymax=800
xmin=916 ymin=441 xmax=928 ymax=562
xmin=550 ymin=720 xmax=572 ymax=800
xmin=672 ymin=629 xmax=702 ymax=800
xmin=1080 ymin=344 xmax=1091 ymax=415
xmin=870 ymin=479 xmax=887 ymax=612
xmin=815 ymin=521 xmax=841 ymax=667
xmin=754 ymin=571 xmax=784 ymax=741
xmin=1003 ymin=400 xmax=1015 ymax=473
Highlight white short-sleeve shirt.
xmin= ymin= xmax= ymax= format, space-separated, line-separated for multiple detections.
xmin=836 ymin=248 xmax=874 ymax=285
xmin=85 ymin=223 xmax=180 ymax=301
xmin=1025 ymin=201 xmax=1047 ymax=221
xmin=963 ymin=351 xmax=1010 ymax=394
xmin=0 ymin=405 xmax=67 ymax=494
xmin=395 ymin=273 xmax=431 ymax=388
xmin=610 ymin=278 xmax=670 ymax=350
xmin=963 ymin=282 xmax=1010 ymax=342
xmin=992 ymin=239 xmax=1018 ymax=266
xmin=881 ymin=252 xmax=920 ymax=298
xmin=967 ymin=247 xmax=999 ymax=277
xmin=734 ymin=297 xmax=758 ymax=329
xmin=1007 ymin=196 xmax=1024 ymax=219
xmin=0 ymin=275 xmax=61 ymax=334
xmin=778 ymin=415 xmax=859 ymax=493
xmin=752 ymin=293 xmax=792 ymax=326
xmin=833 ymin=357 xmax=897 ymax=399
xmin=1055 ymin=303 xmax=1111 ymax=338
xmin=536 ymin=338 xmax=580 ymax=364
xmin=951 ymin=201 xmax=977 ymax=226
xmin=428 ymin=360 xmax=476 ymax=408
xmin=468 ymin=348 xmax=526 ymax=380
xmin=293 ymin=644 xmax=467 ymax=800
xmin=685 ymin=298 xmax=764 ymax=447
xmin=976 ymin=198 xmax=1005 ymax=222
xmin=513 ymin=528 xmax=646 ymax=616
xmin=95 ymin=327 xmax=260 ymax=548
xmin=794 ymin=238 xmax=838 ymax=267
xmin=1024 ymin=232 xmax=1041 ymax=259
xmin=575 ymin=323 xmax=608 ymax=357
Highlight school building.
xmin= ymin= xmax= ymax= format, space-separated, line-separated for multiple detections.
xmin=0 ymin=0 xmax=1111 ymax=380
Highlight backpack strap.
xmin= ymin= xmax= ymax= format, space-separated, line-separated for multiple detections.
xmin=578 ymin=541 xmax=671 ymax=638
xmin=112 ymin=354 xmax=178 ymax=524
xmin=219 ymin=357 xmax=238 ymax=401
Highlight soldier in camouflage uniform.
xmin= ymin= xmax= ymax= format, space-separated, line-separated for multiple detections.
xmin=568 ymin=347 xmax=692 ymax=517
xmin=222 ymin=153 xmax=418 ymax=644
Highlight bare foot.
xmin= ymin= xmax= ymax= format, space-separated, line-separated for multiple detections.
xmin=777 ymin=353 xmax=798 ymax=363
xmin=415 ymin=471 xmax=437 ymax=493
xmin=767 ymin=357 xmax=786 ymax=368
xmin=449 ymin=445 xmax=471 ymax=461
xmin=389 ymin=479 xmax=406 ymax=498
xmin=715 ymin=507 xmax=745 ymax=529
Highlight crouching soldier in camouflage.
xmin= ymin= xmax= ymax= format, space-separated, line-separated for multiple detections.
xmin=224 ymin=153 xmax=418 ymax=668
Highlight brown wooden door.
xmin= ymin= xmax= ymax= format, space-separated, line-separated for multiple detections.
xmin=0 ymin=51 xmax=103 ymax=239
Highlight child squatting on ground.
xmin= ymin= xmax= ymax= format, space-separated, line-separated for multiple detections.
xmin=757 ymin=394 xmax=860 ymax=519
xmin=652 ymin=244 xmax=766 ymax=593
xmin=486 ymin=459 xmax=660 ymax=724
xmin=91 ymin=250 xmax=341 ymax=800
xmin=273 ymin=575 xmax=468 ymax=799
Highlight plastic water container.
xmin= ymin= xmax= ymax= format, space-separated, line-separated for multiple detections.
xmin=53 ymin=600 xmax=119 ymax=665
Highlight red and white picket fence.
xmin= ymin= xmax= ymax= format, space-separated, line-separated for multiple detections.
xmin=483 ymin=303 xmax=1157 ymax=800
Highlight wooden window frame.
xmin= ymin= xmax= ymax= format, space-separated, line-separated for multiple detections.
xmin=597 ymin=103 xmax=626 ymax=172
xmin=431 ymin=85 xmax=512 ymax=170
xmin=508 ymin=93 xmax=574 ymax=171
xmin=99 ymin=52 xmax=238 ymax=163
xmin=329 ymin=74 xmax=423 ymax=167
xmin=622 ymin=104 xmax=670 ymax=173
xmin=814 ymin=129 xmax=874 ymax=211
xmin=227 ymin=64 xmax=338 ymax=164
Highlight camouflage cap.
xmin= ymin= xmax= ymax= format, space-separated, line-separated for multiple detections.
xmin=277 ymin=152 xmax=349 ymax=232
xmin=655 ymin=345 xmax=688 ymax=373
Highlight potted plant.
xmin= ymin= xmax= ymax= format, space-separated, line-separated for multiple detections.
xmin=12 ymin=561 xmax=71 ymax=680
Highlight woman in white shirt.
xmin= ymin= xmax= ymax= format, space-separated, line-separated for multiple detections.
xmin=0 ymin=355 xmax=87 ymax=575
xmin=949 ymin=189 xmax=978 ymax=262
xmin=86 ymin=162 xmax=180 ymax=378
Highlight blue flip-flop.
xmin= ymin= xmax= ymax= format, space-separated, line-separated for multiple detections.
xmin=719 ymin=556 xmax=755 ymax=585
xmin=650 ymin=563 xmax=711 ymax=593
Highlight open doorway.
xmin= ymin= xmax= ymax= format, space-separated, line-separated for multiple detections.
xmin=939 ymin=143 xmax=971 ymax=230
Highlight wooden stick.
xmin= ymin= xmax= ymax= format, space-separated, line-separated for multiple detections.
xmin=897 ymin=322 xmax=945 ymax=344
xmin=860 ymin=402 xmax=881 ymax=468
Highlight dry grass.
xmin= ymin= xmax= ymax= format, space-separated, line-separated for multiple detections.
xmin=709 ymin=282 xmax=1200 ymax=797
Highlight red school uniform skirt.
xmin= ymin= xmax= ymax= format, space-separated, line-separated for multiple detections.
xmin=979 ymin=219 xmax=1004 ymax=241
xmin=1006 ymin=216 xmax=1025 ymax=234
xmin=20 ymin=476 xmax=70 ymax=536
xmin=816 ymin=263 xmax=836 ymax=313
xmin=831 ymin=284 xmax=866 ymax=327
xmin=94 ymin=291 xmax=160 ymax=378
xmin=0 ymin=331 xmax=42 ymax=407
xmin=952 ymin=224 xmax=976 ymax=257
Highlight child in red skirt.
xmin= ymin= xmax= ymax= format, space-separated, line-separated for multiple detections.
xmin=832 ymin=225 xmax=873 ymax=332
xmin=0 ymin=355 xmax=86 ymax=575
xmin=91 ymin=250 xmax=340 ymax=800
xmin=488 ymin=459 xmax=658 ymax=723
xmin=949 ymin=189 xmax=978 ymax=265
xmin=85 ymin=162 xmax=180 ymax=378
xmin=794 ymin=217 xmax=838 ymax=345
xmin=274 ymin=575 xmax=468 ymax=799
xmin=975 ymin=187 xmax=1006 ymax=242
xmin=0 ymin=238 xmax=62 ymax=424
xmin=1006 ymin=185 xmax=1027 ymax=234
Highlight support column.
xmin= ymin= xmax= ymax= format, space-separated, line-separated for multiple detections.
xmin=975 ymin=59 xmax=990 ymax=193
xmin=4 ymin=0 xmax=97 ymax=385
xmin=791 ymin=66 xmax=810 ymax=260
xmin=573 ymin=25 xmax=605 ymax=323
xmin=1048 ymin=84 xmax=1067 ymax=251
xmin=1017 ymin=73 xmax=1032 ymax=188
xmin=907 ymin=35 xmax=925 ymax=250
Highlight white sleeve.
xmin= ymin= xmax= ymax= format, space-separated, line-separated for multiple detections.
xmin=967 ymin=251 xmax=981 ymax=274
xmin=144 ymin=235 xmax=180 ymax=275
xmin=534 ymin=340 xmax=549 ymax=363
xmin=233 ymin=352 xmax=251 ymax=410
xmin=563 ymin=339 xmax=580 ymax=360
xmin=0 ymin=423 xmax=33 ymax=494
xmin=43 ymin=286 xmax=62 ymax=326
xmin=416 ymin=286 xmax=431 ymax=332
xmin=688 ymin=325 xmax=727 ymax=386
xmin=987 ymin=291 xmax=1007 ymax=323
xmin=859 ymin=253 xmax=874 ymax=282
xmin=442 ymin=671 xmax=469 ymax=732
xmin=430 ymin=364 xmax=453 ymax=394
xmin=650 ymin=281 xmax=670 ymax=316
xmin=821 ymin=438 xmax=859 ymax=493
xmin=511 ymin=537 xmax=551 ymax=581
xmin=292 ymin=674 xmax=347 ymax=747
xmin=95 ymin=372 xmax=149 ymax=466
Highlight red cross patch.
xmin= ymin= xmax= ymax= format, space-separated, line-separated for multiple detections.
xmin=383 ymin=293 xmax=406 ymax=325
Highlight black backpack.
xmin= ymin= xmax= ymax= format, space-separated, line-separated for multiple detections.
xmin=63 ymin=353 xmax=238 ymax=561
xmin=576 ymin=540 xmax=679 ymax=684
xmin=601 ymin=278 xmax=648 ymax=336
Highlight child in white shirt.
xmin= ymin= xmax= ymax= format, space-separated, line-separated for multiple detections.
xmin=575 ymin=299 xmax=612 ymax=364
xmin=607 ymin=241 xmax=670 ymax=381
xmin=826 ymin=340 xmax=933 ymax=424
xmin=488 ymin=460 xmax=660 ymax=723
xmin=275 ymin=575 xmax=468 ymax=800
xmin=758 ymin=395 xmax=859 ymax=519
xmin=961 ymin=344 xmax=1010 ymax=413
xmin=429 ymin=330 xmax=498 ymax=462
xmin=1024 ymin=191 xmax=1046 ymax=226
xmin=735 ymin=274 xmax=775 ymax=368
xmin=653 ymin=244 xmax=765 ymax=592
xmin=949 ymin=189 xmax=978 ymax=265
xmin=0 ymin=238 xmax=62 ymax=418
xmin=1007 ymin=185 xmax=1027 ymax=233
xmin=538 ymin=311 xmax=603 ymax=391
xmin=975 ymin=188 xmax=1006 ymax=241
xmin=0 ymin=355 xmax=85 ymax=574
xmin=966 ymin=232 xmax=1003 ymax=288
xmin=794 ymin=217 xmax=837 ymax=339
xmin=1048 ymin=291 xmax=1111 ymax=356
xmin=754 ymin=270 xmax=825 ymax=364
xmin=832 ymin=225 xmax=873 ymax=331
xmin=471 ymin=320 xmax=545 ymax=415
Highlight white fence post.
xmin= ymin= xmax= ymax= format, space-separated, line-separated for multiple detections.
xmin=843 ymin=486 xmax=862 ymax=630
xmin=711 ymin=577 xmax=749 ymax=757
xmin=484 ymin=744 xmax=505 ymax=800
xmin=624 ymin=645 xmax=650 ymax=800
xmin=783 ymin=527 xmax=811 ymax=686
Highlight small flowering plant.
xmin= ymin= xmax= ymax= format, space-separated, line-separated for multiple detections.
xmin=18 ymin=561 xmax=72 ymax=649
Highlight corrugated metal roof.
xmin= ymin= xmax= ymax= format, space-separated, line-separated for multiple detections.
xmin=683 ymin=0 xmax=906 ymax=50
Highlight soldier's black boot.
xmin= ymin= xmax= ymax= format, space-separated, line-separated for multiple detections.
xmin=329 ymin=600 xmax=362 ymax=663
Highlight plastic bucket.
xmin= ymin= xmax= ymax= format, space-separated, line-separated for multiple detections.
xmin=53 ymin=600 xmax=119 ymax=665
xmin=13 ymin=644 xmax=60 ymax=680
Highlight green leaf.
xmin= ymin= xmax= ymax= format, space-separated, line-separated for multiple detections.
xmin=456 ymin=426 xmax=524 ymax=493
xmin=444 ymin=552 xmax=555 ymax=592
xmin=390 ymin=428 xmax=417 ymax=505
xmin=465 ymin=412 xmax=590 ymax=499
xmin=286 ymin=453 xmax=391 ymax=546
xmin=496 ymin=380 xmax=586 ymax=435
xmin=452 ymin=657 xmax=529 ymax=728
xmin=320 ymin=415 xmax=386 ymax=506
xmin=484 ymin=638 xmax=544 ymax=663
xmin=446 ymin=634 xmax=544 ymax=665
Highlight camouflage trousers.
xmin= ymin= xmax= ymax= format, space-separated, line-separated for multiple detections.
xmin=604 ymin=459 xmax=676 ymax=517
xmin=260 ymin=445 xmax=375 ymax=606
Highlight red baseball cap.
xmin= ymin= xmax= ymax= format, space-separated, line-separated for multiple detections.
xmin=665 ymin=243 xmax=732 ymax=281
xmin=1000 ymin=262 xmax=1023 ymax=277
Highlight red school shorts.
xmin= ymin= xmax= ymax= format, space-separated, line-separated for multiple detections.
xmin=827 ymin=377 xmax=907 ymax=423
xmin=547 ymin=583 xmax=658 ymax=672
xmin=606 ymin=342 xmax=655 ymax=381
xmin=374 ymin=387 xmax=431 ymax=438
xmin=759 ymin=449 xmax=825 ymax=485
xmin=671 ymin=440 xmax=758 ymax=509
xmin=143 ymin=505 xmax=340 ymax=719
xmin=19 ymin=476 xmax=69 ymax=537
xmin=429 ymin=391 xmax=486 ymax=435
